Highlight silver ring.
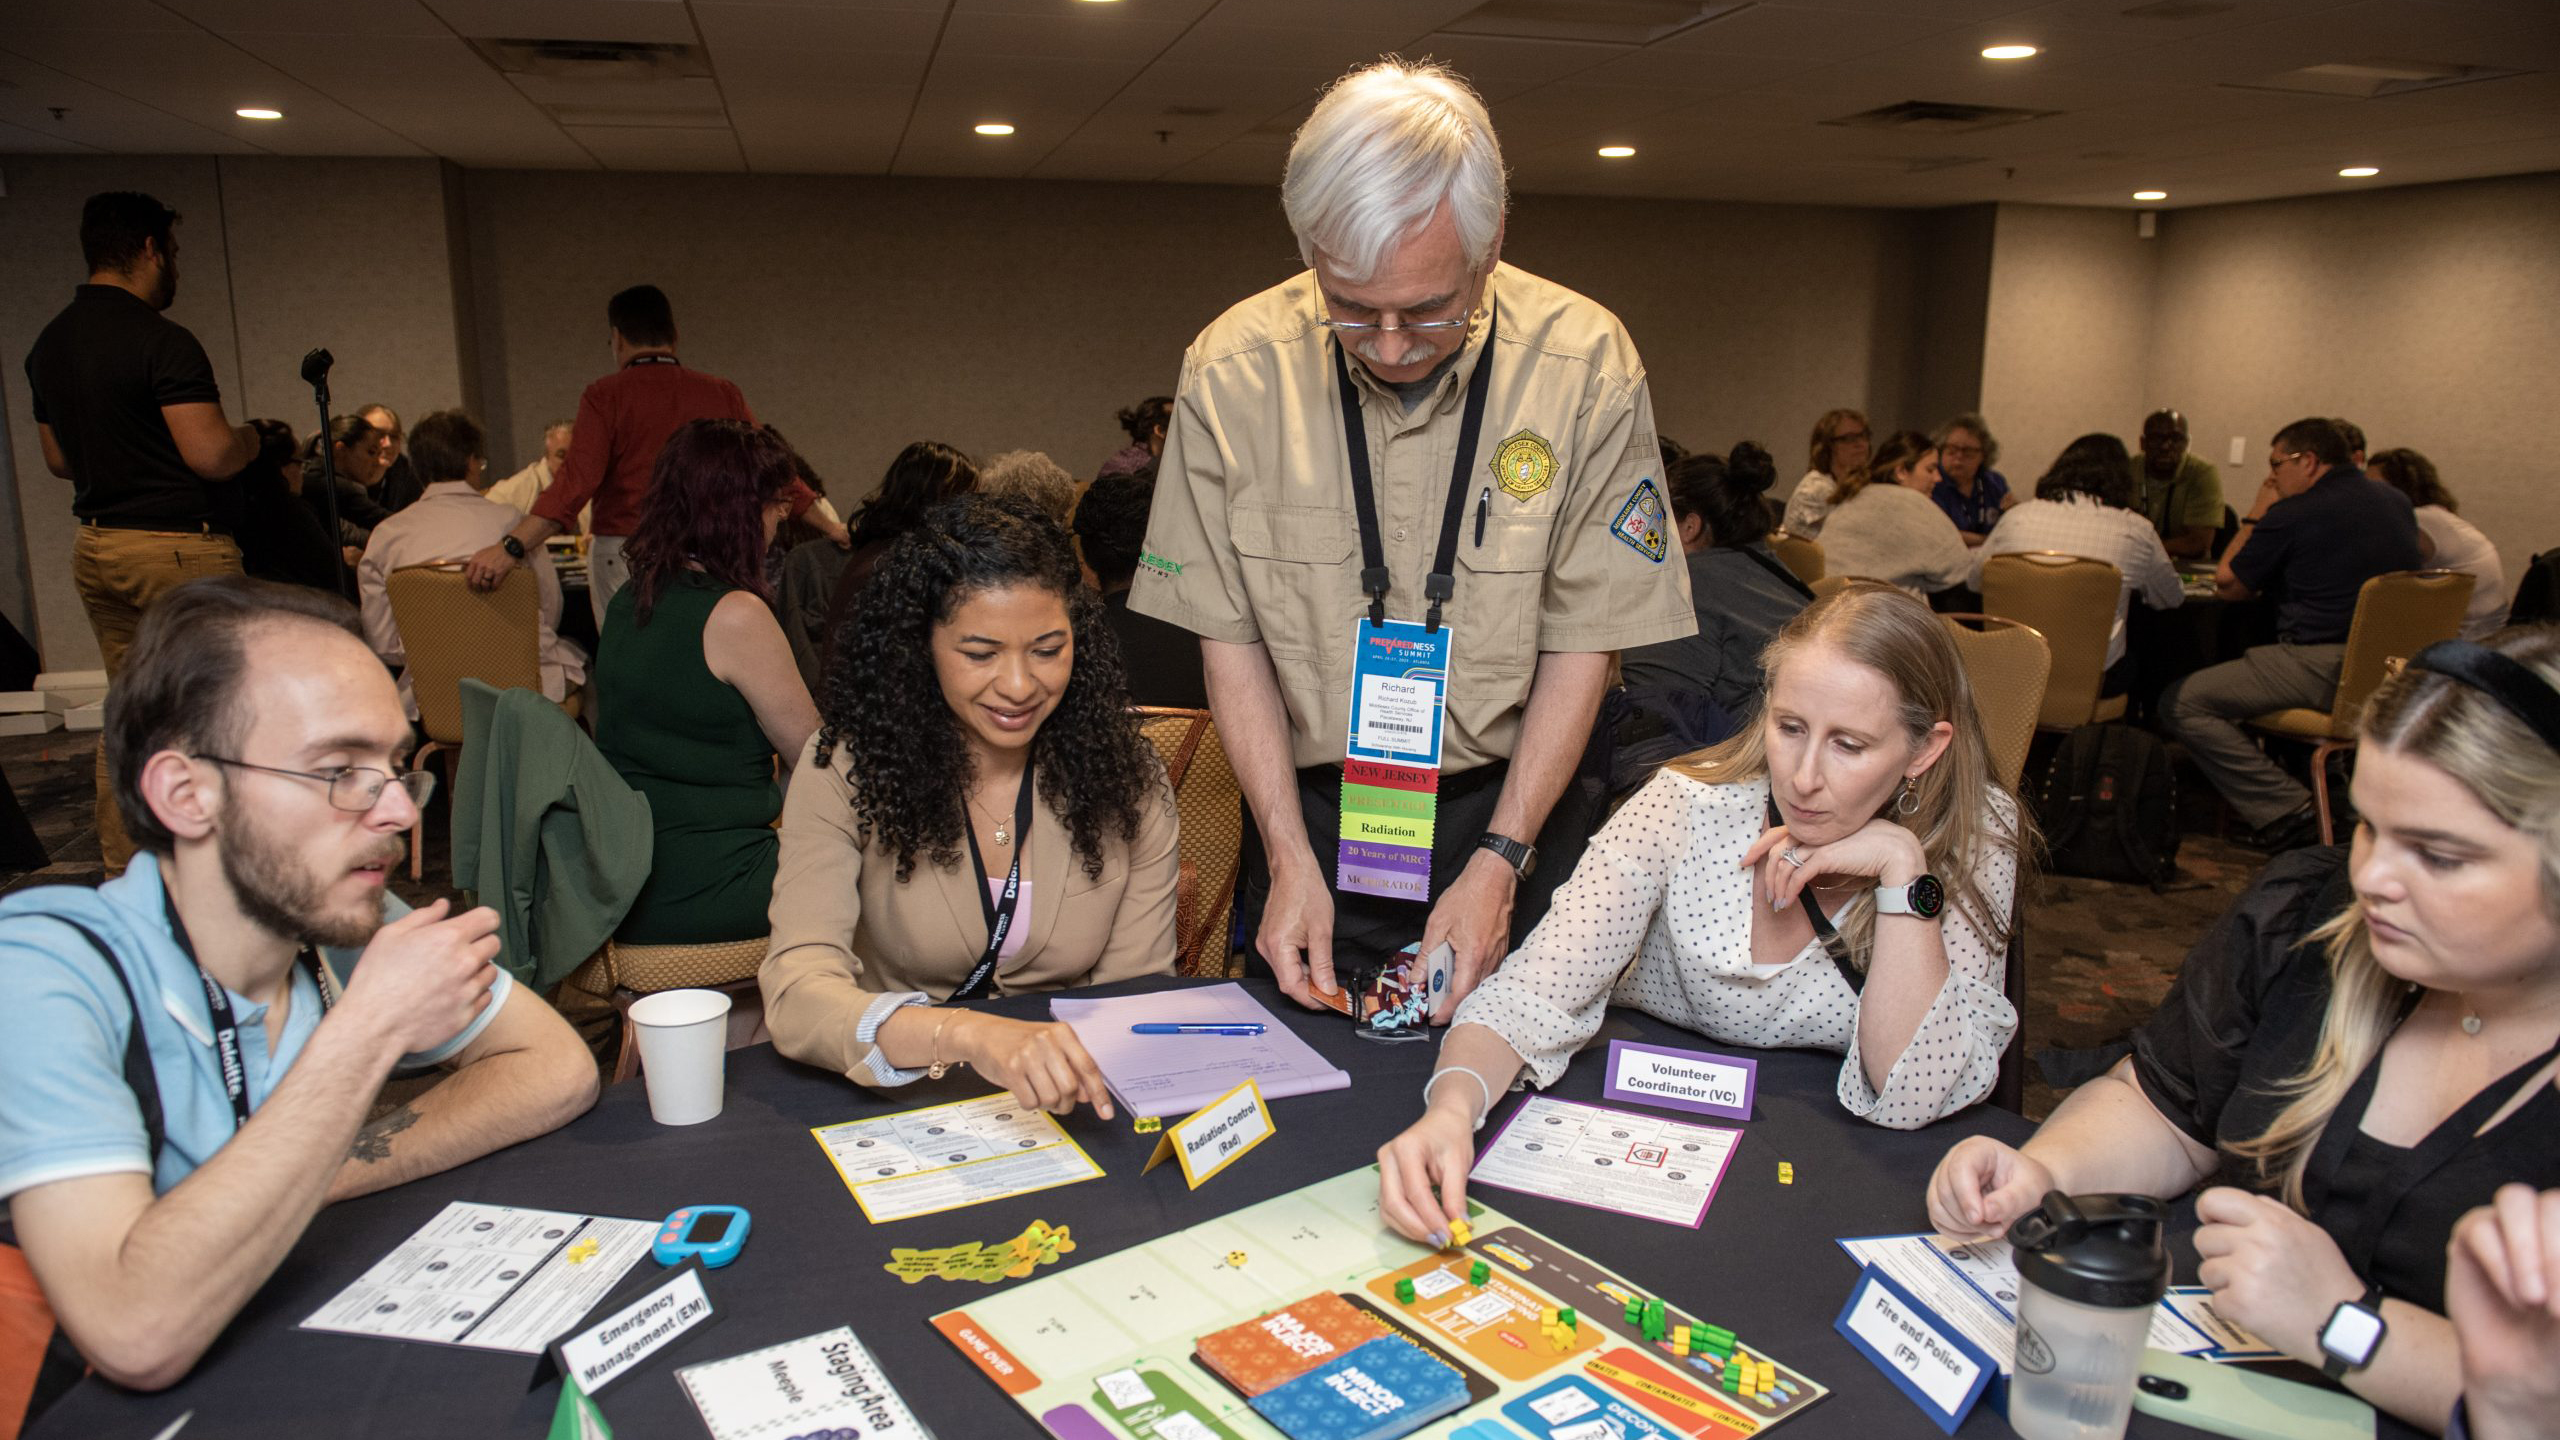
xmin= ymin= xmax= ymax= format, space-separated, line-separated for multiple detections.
xmin=1781 ymin=848 xmax=1805 ymax=869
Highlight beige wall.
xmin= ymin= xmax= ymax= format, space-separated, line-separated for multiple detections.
xmin=1980 ymin=204 xmax=2161 ymax=486
xmin=2148 ymin=172 xmax=2560 ymax=588
xmin=0 ymin=155 xmax=474 ymax=668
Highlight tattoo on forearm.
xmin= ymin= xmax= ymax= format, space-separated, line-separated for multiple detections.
xmin=349 ymin=1104 xmax=422 ymax=1164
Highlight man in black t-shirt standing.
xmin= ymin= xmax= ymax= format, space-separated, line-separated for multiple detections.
xmin=24 ymin=191 xmax=258 ymax=872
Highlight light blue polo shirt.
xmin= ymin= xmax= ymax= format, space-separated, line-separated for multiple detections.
xmin=0 ymin=852 xmax=512 ymax=1202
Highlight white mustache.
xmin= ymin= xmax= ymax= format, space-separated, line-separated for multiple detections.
xmin=1355 ymin=335 xmax=1431 ymax=368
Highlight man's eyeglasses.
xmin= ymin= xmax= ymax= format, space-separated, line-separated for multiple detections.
xmin=1940 ymin=443 xmax=1985 ymax=457
xmin=1316 ymin=317 xmax=1472 ymax=334
xmin=194 ymin=756 xmax=436 ymax=812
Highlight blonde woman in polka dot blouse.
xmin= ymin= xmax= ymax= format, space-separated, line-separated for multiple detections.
xmin=1379 ymin=584 xmax=2029 ymax=1243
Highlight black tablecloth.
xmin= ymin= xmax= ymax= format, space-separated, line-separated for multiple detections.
xmin=36 ymin=979 xmax=2214 ymax=1439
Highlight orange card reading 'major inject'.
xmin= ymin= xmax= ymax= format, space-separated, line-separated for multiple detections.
xmin=1195 ymin=1292 xmax=1389 ymax=1395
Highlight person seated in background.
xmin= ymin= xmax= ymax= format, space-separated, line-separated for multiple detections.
xmin=2371 ymin=448 xmax=2505 ymax=641
xmin=1780 ymin=407 xmax=1870 ymax=540
xmin=358 ymin=403 xmax=421 ymax=514
xmin=594 ymin=420 xmax=819 ymax=945
xmin=0 ymin=576 xmax=595 ymax=1398
xmin=1376 ymin=586 xmax=2027 ymax=1240
xmin=2333 ymin=417 xmax=2369 ymax=472
xmin=762 ymin=495 xmax=1177 ymax=1114
xmin=1813 ymin=430 xmax=1972 ymax=597
xmin=356 ymin=409 xmax=581 ymax=722
xmin=978 ymin=450 xmax=1079 ymax=531
xmin=818 ymin=440 xmax=979 ymax=672
xmin=1930 ymin=412 xmax=2017 ymax=546
xmin=2134 ymin=408 xmax=2223 ymax=559
xmin=303 ymin=414 xmax=392 ymax=562
xmin=1929 ymin=629 xmax=2560 ymax=1436
xmin=484 ymin=419 xmax=588 ymax=533
xmin=220 ymin=418 xmax=344 ymax=596
xmin=1971 ymin=432 xmax=2181 ymax=695
xmin=1073 ymin=463 xmax=1208 ymax=710
xmin=1098 ymin=396 xmax=1171 ymax=481
xmin=1619 ymin=441 xmax=1809 ymax=721
xmin=2443 ymin=1186 xmax=2560 ymax=1440
xmin=2163 ymin=417 xmax=2422 ymax=851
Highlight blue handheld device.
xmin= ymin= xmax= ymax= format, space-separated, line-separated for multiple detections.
xmin=653 ymin=1205 xmax=751 ymax=1269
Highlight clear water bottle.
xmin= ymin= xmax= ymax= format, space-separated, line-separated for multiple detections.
xmin=2006 ymin=1192 xmax=2169 ymax=1440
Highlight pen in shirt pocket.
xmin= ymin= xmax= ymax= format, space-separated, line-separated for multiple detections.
xmin=1474 ymin=486 xmax=1490 ymax=547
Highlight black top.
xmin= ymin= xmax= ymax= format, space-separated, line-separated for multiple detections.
xmin=22 ymin=285 xmax=225 ymax=526
xmin=1102 ymin=588 xmax=1209 ymax=710
xmin=2230 ymin=467 xmax=2421 ymax=644
xmin=1618 ymin=542 xmax=1809 ymax=717
xmin=215 ymin=463 xmax=345 ymax=595
xmin=374 ymin=454 xmax=423 ymax=515
xmin=2131 ymin=846 xmax=2560 ymax=1311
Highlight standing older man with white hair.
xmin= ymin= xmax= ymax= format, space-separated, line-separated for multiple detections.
xmin=1133 ymin=59 xmax=1693 ymax=1023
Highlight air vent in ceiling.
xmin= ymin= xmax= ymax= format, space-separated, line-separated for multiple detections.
xmin=2224 ymin=60 xmax=2530 ymax=99
xmin=2119 ymin=1 xmax=2239 ymax=19
xmin=1823 ymin=100 xmax=2061 ymax=134
xmin=1439 ymin=0 xmax=1748 ymax=46
xmin=468 ymin=38 xmax=710 ymax=82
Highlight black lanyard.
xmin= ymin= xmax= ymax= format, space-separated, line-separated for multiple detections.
xmin=162 ymin=891 xmax=332 ymax=1132
xmin=1770 ymin=799 xmax=1864 ymax=992
xmin=1332 ymin=320 xmax=1499 ymax=634
xmin=951 ymin=767 xmax=1036 ymax=1004
xmin=2306 ymin=990 xmax=2560 ymax=1277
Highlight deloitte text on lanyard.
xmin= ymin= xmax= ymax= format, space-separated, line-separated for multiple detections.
xmin=164 ymin=892 xmax=332 ymax=1131
xmin=1332 ymin=322 xmax=1497 ymax=904
xmin=950 ymin=768 xmax=1036 ymax=1003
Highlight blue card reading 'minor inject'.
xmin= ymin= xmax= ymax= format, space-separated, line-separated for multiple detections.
xmin=1247 ymin=1335 xmax=1470 ymax=1440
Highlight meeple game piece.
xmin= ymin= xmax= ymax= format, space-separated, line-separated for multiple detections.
xmin=1446 ymin=1218 xmax=1472 ymax=1248
xmin=1394 ymin=1277 xmax=1416 ymax=1305
xmin=1778 ymin=1161 xmax=1794 ymax=1184
xmin=1468 ymin=1260 xmax=1489 ymax=1286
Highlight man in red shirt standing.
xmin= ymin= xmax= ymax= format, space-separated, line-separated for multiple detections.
xmin=465 ymin=285 xmax=845 ymax=620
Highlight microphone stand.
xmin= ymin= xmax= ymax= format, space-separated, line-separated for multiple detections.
xmin=301 ymin=348 xmax=348 ymax=595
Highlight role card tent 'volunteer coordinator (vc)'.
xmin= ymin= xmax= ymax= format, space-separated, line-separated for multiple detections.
xmin=1132 ymin=60 xmax=1696 ymax=1021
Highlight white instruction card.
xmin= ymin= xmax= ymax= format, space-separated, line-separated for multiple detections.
xmin=678 ymin=1326 xmax=934 ymax=1440
xmin=1836 ymin=1233 xmax=2272 ymax=1368
xmin=811 ymin=1091 xmax=1104 ymax=1223
xmin=1470 ymin=1094 xmax=1741 ymax=1227
xmin=299 ymin=1201 xmax=655 ymax=1354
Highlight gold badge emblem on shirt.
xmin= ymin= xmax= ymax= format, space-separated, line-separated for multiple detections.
xmin=1491 ymin=429 xmax=1557 ymax=500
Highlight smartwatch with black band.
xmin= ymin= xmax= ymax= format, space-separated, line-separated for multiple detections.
xmin=500 ymin=534 xmax=527 ymax=561
xmin=2318 ymin=1281 xmax=2387 ymax=1379
xmin=1475 ymin=832 xmax=1537 ymax=880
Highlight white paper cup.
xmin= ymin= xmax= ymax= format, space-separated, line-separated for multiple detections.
xmin=628 ymin=989 xmax=733 ymax=1125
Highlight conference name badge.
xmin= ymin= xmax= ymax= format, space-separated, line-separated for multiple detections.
xmin=1338 ymin=618 xmax=1450 ymax=903
xmin=1833 ymin=1265 xmax=1996 ymax=1435
xmin=1143 ymin=1078 xmax=1275 ymax=1188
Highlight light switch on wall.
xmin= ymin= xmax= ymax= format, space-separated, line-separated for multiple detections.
xmin=2229 ymin=436 xmax=2247 ymax=465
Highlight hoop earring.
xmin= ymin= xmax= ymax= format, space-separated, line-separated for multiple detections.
xmin=1896 ymin=776 xmax=1920 ymax=815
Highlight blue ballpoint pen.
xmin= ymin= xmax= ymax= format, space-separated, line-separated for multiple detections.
xmin=1130 ymin=1022 xmax=1266 ymax=1036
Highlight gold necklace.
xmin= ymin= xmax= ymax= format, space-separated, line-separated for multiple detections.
xmin=967 ymin=790 xmax=1012 ymax=847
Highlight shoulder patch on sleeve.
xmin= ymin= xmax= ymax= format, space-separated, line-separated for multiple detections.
xmin=1610 ymin=477 xmax=1669 ymax=563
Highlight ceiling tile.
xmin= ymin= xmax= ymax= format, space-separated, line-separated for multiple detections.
xmin=155 ymin=0 xmax=455 ymax=36
xmin=422 ymin=0 xmax=699 ymax=43
xmin=689 ymin=3 xmax=946 ymax=52
xmin=563 ymin=123 xmax=746 ymax=169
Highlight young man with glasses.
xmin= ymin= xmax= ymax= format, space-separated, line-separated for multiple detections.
xmin=1131 ymin=60 xmax=1695 ymax=1026
xmin=0 ymin=576 xmax=595 ymax=1404
xmin=2161 ymin=417 xmax=2422 ymax=851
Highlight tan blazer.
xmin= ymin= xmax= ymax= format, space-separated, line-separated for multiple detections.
xmin=761 ymin=734 xmax=1179 ymax=1083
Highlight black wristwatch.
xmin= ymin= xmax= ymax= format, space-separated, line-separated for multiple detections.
xmin=1475 ymin=832 xmax=1537 ymax=880
xmin=500 ymin=534 xmax=527 ymax=561
xmin=2318 ymin=1282 xmax=2387 ymax=1379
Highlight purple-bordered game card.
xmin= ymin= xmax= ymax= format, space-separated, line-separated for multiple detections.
xmin=1468 ymin=1095 xmax=1740 ymax=1228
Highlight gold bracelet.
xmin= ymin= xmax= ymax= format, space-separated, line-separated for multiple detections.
xmin=926 ymin=1009 xmax=960 ymax=1080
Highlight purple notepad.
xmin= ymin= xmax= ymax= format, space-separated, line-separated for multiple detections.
xmin=1050 ymin=984 xmax=1351 ymax=1117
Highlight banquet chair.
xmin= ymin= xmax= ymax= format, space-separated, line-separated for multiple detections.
xmin=2247 ymin=568 xmax=2473 ymax=845
xmin=559 ymin=937 xmax=772 ymax=1085
xmin=1980 ymin=553 xmax=2123 ymax=730
xmin=1938 ymin=615 xmax=2050 ymax=792
xmin=385 ymin=564 xmax=581 ymax=879
xmin=1135 ymin=707 xmax=1245 ymax=977
xmin=1809 ymin=574 xmax=1851 ymax=599
xmin=1771 ymin=533 xmax=1825 ymax=586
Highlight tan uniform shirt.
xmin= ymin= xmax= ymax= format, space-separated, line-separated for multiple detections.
xmin=760 ymin=737 xmax=1180 ymax=1086
xmin=1130 ymin=263 xmax=1694 ymax=773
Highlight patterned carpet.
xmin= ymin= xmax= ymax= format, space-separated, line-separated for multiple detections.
xmin=0 ymin=728 xmax=2282 ymax=1121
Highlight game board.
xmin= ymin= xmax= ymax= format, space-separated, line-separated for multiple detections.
xmin=932 ymin=1167 xmax=1828 ymax=1440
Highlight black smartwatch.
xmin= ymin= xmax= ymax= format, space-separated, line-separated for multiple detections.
xmin=2317 ymin=1282 xmax=2387 ymax=1379
xmin=500 ymin=534 xmax=527 ymax=561
xmin=1475 ymin=832 xmax=1537 ymax=880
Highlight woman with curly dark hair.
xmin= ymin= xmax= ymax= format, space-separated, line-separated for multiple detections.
xmin=762 ymin=494 xmax=1177 ymax=1115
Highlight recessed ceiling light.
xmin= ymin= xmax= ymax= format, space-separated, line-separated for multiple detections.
xmin=2132 ymin=190 xmax=2167 ymax=201
xmin=974 ymin=123 xmax=1015 ymax=136
xmin=1596 ymin=145 xmax=1636 ymax=158
xmin=235 ymin=107 xmax=284 ymax=120
xmin=1981 ymin=44 xmax=2039 ymax=60
xmin=2338 ymin=165 xmax=2379 ymax=177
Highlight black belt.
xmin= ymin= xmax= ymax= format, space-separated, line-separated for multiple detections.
xmin=79 ymin=516 xmax=230 ymax=536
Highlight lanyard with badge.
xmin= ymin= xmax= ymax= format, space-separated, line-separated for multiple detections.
xmin=1331 ymin=321 xmax=1497 ymax=904
xmin=162 ymin=891 xmax=332 ymax=1132
xmin=951 ymin=767 xmax=1036 ymax=1003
